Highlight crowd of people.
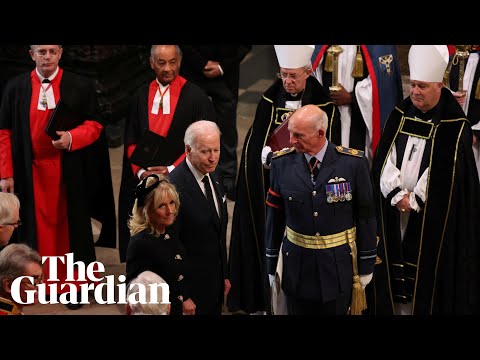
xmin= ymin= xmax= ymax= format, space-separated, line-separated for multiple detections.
xmin=1 ymin=44 xmax=479 ymax=316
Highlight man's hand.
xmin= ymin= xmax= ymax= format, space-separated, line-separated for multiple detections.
xmin=0 ymin=177 xmax=14 ymax=193
xmin=359 ymin=273 xmax=373 ymax=289
xmin=453 ymin=91 xmax=467 ymax=106
xmin=203 ymin=60 xmax=222 ymax=78
xmin=182 ymin=298 xmax=196 ymax=315
xmin=224 ymin=279 xmax=231 ymax=297
xmin=396 ymin=193 xmax=412 ymax=213
xmin=329 ymin=83 xmax=352 ymax=106
xmin=52 ymin=131 xmax=71 ymax=150
xmin=140 ymin=166 xmax=169 ymax=179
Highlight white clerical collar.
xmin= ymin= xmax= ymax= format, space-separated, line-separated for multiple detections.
xmin=151 ymin=79 xmax=171 ymax=115
xmin=156 ymin=79 xmax=169 ymax=91
xmin=36 ymin=67 xmax=59 ymax=83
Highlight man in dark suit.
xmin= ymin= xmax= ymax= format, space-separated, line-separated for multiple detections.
xmin=179 ymin=45 xmax=251 ymax=200
xmin=265 ymin=104 xmax=377 ymax=315
xmin=168 ymin=120 xmax=230 ymax=315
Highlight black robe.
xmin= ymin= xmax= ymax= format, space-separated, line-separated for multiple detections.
xmin=118 ymin=80 xmax=215 ymax=262
xmin=371 ymin=88 xmax=480 ymax=314
xmin=0 ymin=71 xmax=116 ymax=263
xmin=447 ymin=51 xmax=480 ymax=126
xmin=227 ymin=76 xmax=340 ymax=313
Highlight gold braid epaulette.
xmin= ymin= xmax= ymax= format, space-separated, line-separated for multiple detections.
xmin=335 ymin=146 xmax=364 ymax=158
xmin=0 ymin=297 xmax=22 ymax=315
xmin=272 ymin=147 xmax=296 ymax=159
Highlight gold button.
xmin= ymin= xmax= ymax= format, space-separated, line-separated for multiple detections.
xmin=312 ymin=191 xmax=316 ymax=196
xmin=315 ymin=232 xmax=320 ymax=236
xmin=288 ymin=196 xmax=292 ymax=201
xmin=313 ymin=212 xmax=318 ymax=216
xmin=178 ymin=275 xmax=184 ymax=281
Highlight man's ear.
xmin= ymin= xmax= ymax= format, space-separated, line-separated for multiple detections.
xmin=318 ymin=129 xmax=325 ymax=138
xmin=185 ymin=145 xmax=192 ymax=155
xmin=1 ymin=278 xmax=12 ymax=294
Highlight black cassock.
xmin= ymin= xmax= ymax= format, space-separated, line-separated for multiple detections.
xmin=118 ymin=80 xmax=215 ymax=262
xmin=371 ymin=88 xmax=480 ymax=315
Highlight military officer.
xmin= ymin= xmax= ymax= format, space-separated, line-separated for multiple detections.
xmin=265 ymin=104 xmax=377 ymax=315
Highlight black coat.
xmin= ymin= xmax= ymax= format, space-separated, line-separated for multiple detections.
xmin=118 ymin=80 xmax=215 ymax=262
xmin=126 ymin=229 xmax=190 ymax=315
xmin=0 ymin=70 xmax=116 ymax=261
xmin=371 ymin=89 xmax=480 ymax=314
xmin=168 ymin=160 xmax=228 ymax=315
xmin=179 ymin=45 xmax=251 ymax=94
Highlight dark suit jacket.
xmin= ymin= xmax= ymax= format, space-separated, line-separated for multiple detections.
xmin=168 ymin=160 xmax=228 ymax=315
xmin=118 ymin=79 xmax=215 ymax=262
xmin=179 ymin=45 xmax=251 ymax=94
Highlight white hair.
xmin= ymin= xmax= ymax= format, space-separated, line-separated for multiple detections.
xmin=0 ymin=193 xmax=20 ymax=224
xmin=184 ymin=120 xmax=221 ymax=150
xmin=126 ymin=271 xmax=169 ymax=315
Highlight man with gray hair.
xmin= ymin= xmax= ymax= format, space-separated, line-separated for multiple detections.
xmin=372 ymin=45 xmax=480 ymax=315
xmin=265 ymin=104 xmax=376 ymax=315
xmin=0 ymin=243 xmax=43 ymax=315
xmin=126 ymin=270 xmax=170 ymax=315
xmin=0 ymin=192 xmax=21 ymax=247
xmin=169 ymin=120 xmax=229 ymax=315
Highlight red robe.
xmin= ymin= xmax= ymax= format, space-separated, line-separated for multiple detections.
xmin=0 ymin=68 xmax=107 ymax=294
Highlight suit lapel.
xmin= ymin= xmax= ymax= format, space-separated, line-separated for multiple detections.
xmin=294 ymin=153 xmax=314 ymax=188
xmin=315 ymin=143 xmax=336 ymax=189
xmin=210 ymin=173 xmax=222 ymax=228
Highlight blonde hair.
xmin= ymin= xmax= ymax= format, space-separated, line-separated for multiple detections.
xmin=128 ymin=175 xmax=180 ymax=237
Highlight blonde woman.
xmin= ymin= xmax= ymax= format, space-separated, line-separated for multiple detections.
xmin=126 ymin=174 xmax=195 ymax=315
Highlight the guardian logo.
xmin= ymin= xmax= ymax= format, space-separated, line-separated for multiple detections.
xmin=10 ymin=253 xmax=170 ymax=306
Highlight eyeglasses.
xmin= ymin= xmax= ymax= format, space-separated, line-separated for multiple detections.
xmin=21 ymin=273 xmax=45 ymax=286
xmin=2 ymin=219 xmax=22 ymax=227
xmin=277 ymin=68 xmax=309 ymax=82
xmin=35 ymin=49 xmax=60 ymax=57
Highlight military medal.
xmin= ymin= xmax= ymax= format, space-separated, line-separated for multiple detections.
xmin=345 ymin=182 xmax=352 ymax=201
xmin=326 ymin=177 xmax=352 ymax=203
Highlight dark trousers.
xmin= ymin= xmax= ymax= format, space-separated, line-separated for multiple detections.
xmin=286 ymin=293 xmax=350 ymax=315
xmin=195 ymin=78 xmax=238 ymax=189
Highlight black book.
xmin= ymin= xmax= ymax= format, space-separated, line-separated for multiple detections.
xmin=129 ymin=129 xmax=171 ymax=169
xmin=44 ymin=99 xmax=85 ymax=140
